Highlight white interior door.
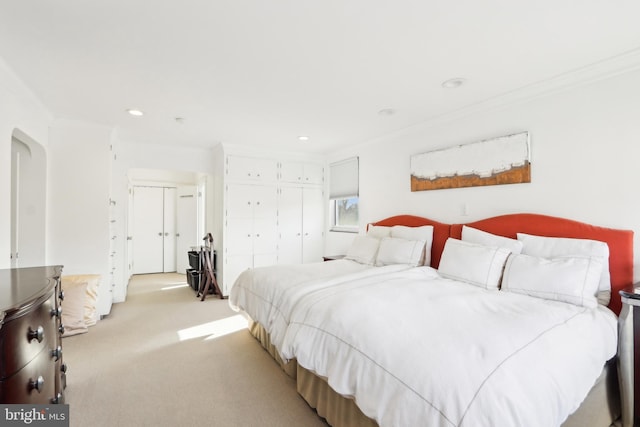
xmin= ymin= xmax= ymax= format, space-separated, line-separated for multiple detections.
xmin=278 ymin=186 xmax=303 ymax=264
xmin=163 ymin=188 xmax=177 ymax=272
xmin=132 ymin=187 xmax=164 ymax=274
xmin=302 ymin=187 xmax=324 ymax=263
xmin=176 ymin=186 xmax=198 ymax=274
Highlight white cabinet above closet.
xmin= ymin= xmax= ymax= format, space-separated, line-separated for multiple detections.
xmin=279 ymin=161 xmax=324 ymax=185
xmin=226 ymin=155 xmax=278 ymax=182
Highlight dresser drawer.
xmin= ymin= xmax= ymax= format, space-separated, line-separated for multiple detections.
xmin=0 ymin=346 xmax=58 ymax=404
xmin=0 ymin=293 xmax=59 ymax=379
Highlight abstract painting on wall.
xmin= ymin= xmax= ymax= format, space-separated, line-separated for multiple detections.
xmin=410 ymin=131 xmax=530 ymax=191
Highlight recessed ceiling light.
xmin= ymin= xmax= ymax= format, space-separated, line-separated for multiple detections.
xmin=378 ymin=108 xmax=396 ymax=116
xmin=441 ymin=78 xmax=466 ymax=89
xmin=127 ymin=109 xmax=144 ymax=116
xmin=298 ymin=136 xmax=310 ymax=142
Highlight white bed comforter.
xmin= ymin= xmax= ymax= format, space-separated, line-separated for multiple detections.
xmin=229 ymin=260 xmax=412 ymax=354
xmin=281 ymin=266 xmax=618 ymax=427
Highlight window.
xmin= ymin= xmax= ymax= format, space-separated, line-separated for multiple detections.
xmin=329 ymin=157 xmax=359 ymax=232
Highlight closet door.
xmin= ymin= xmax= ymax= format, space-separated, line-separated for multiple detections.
xmin=132 ymin=187 xmax=164 ymax=274
xmin=132 ymin=186 xmax=179 ymax=274
xmin=163 ymin=188 xmax=177 ymax=272
xmin=278 ymin=186 xmax=303 ymax=264
xmin=176 ymin=186 xmax=198 ymax=274
xmin=302 ymin=187 xmax=324 ymax=263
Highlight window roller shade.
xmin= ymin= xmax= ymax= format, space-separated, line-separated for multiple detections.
xmin=329 ymin=157 xmax=359 ymax=199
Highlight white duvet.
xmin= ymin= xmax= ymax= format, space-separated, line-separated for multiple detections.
xmin=281 ymin=266 xmax=618 ymax=427
xmin=229 ymin=260 xmax=412 ymax=353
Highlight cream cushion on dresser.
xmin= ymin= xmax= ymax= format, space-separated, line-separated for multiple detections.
xmin=61 ymin=281 xmax=89 ymax=336
xmin=61 ymin=274 xmax=101 ymax=326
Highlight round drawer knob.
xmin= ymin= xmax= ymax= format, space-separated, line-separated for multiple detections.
xmin=29 ymin=376 xmax=45 ymax=393
xmin=51 ymin=392 xmax=63 ymax=404
xmin=59 ymin=290 xmax=65 ymax=301
xmin=61 ymin=363 xmax=68 ymax=374
xmin=59 ymin=324 xmax=65 ymax=335
xmin=28 ymin=325 xmax=45 ymax=343
xmin=50 ymin=306 xmax=62 ymax=318
xmin=51 ymin=346 xmax=63 ymax=361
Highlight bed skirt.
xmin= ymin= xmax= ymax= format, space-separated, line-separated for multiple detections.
xmin=296 ymin=359 xmax=620 ymax=427
xmin=248 ymin=320 xmax=297 ymax=379
xmin=247 ymin=321 xmax=620 ymax=426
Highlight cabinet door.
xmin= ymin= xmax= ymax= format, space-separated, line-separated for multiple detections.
xmin=227 ymin=156 xmax=277 ymax=182
xmin=225 ymin=217 xmax=254 ymax=255
xmin=253 ymin=185 xmax=278 ymax=219
xmin=302 ymin=187 xmax=324 ymax=263
xmin=280 ymin=161 xmax=304 ymax=183
xmin=224 ymin=254 xmax=253 ymax=294
xmin=303 ymin=163 xmax=324 ymax=185
xmin=226 ymin=184 xmax=254 ymax=218
xmin=252 ymin=158 xmax=278 ymax=182
xmin=253 ymin=216 xmax=278 ymax=256
xmin=278 ymin=186 xmax=303 ymax=264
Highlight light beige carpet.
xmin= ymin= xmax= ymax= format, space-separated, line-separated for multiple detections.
xmin=62 ymin=273 xmax=329 ymax=427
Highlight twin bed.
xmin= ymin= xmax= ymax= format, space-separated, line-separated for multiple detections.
xmin=229 ymin=213 xmax=634 ymax=427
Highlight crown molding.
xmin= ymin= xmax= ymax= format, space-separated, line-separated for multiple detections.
xmin=361 ymin=47 xmax=640 ymax=148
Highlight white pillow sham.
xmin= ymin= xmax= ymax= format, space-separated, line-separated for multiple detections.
xmin=344 ymin=236 xmax=380 ymax=265
xmin=517 ymin=233 xmax=611 ymax=305
xmin=438 ymin=238 xmax=511 ymax=290
xmin=501 ymin=253 xmax=603 ymax=308
xmin=367 ymin=225 xmax=391 ymax=239
xmin=462 ymin=226 xmax=523 ymax=254
xmin=376 ymin=237 xmax=425 ymax=267
xmin=390 ymin=225 xmax=434 ymax=266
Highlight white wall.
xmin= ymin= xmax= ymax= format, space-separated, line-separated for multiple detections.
xmin=0 ymin=58 xmax=53 ymax=268
xmin=326 ymin=68 xmax=640 ymax=280
xmin=46 ymin=119 xmax=113 ymax=314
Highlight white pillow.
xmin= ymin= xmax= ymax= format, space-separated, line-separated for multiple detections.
xmin=390 ymin=225 xmax=434 ymax=266
xmin=462 ymin=226 xmax=523 ymax=254
xmin=376 ymin=237 xmax=425 ymax=267
xmin=517 ymin=233 xmax=611 ymax=305
xmin=367 ymin=225 xmax=391 ymax=239
xmin=344 ymin=236 xmax=381 ymax=265
xmin=501 ymin=254 xmax=603 ymax=308
xmin=438 ymin=238 xmax=511 ymax=290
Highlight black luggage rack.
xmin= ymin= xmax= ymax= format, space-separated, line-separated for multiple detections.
xmin=186 ymin=233 xmax=223 ymax=300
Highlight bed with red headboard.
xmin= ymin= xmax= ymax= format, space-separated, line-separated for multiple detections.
xmin=371 ymin=213 xmax=633 ymax=315
xmin=293 ymin=212 xmax=634 ymax=427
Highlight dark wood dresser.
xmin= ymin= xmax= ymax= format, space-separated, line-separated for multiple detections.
xmin=0 ymin=266 xmax=67 ymax=404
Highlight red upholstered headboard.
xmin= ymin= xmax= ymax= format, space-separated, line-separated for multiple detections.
xmin=368 ymin=213 xmax=634 ymax=315
xmin=450 ymin=213 xmax=634 ymax=315
xmin=369 ymin=215 xmax=451 ymax=269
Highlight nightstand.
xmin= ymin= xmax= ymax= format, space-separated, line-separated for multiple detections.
xmin=323 ymin=255 xmax=345 ymax=262
xmin=619 ymin=283 xmax=640 ymax=427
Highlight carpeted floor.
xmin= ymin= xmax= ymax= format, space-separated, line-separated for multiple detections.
xmin=62 ymin=273 xmax=329 ymax=427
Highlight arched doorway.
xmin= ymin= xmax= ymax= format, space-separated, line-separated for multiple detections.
xmin=11 ymin=129 xmax=46 ymax=267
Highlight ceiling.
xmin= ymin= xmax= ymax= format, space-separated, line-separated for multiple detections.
xmin=1 ymin=1 xmax=640 ymax=154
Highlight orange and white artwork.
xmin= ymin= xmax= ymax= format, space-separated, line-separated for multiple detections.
xmin=410 ymin=131 xmax=531 ymax=191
